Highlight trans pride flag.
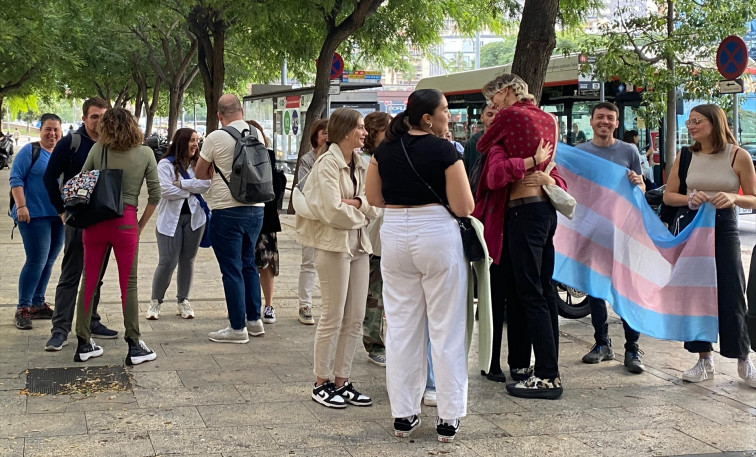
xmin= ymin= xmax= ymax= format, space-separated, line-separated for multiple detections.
xmin=552 ymin=144 xmax=718 ymax=342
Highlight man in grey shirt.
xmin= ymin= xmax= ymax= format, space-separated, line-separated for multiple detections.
xmin=575 ymin=102 xmax=646 ymax=374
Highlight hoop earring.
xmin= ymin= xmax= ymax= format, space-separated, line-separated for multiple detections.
xmin=427 ymin=122 xmax=432 ymax=129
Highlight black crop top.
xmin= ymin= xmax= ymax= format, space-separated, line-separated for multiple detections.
xmin=374 ymin=133 xmax=461 ymax=205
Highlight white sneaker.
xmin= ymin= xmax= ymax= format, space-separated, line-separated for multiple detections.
xmin=146 ymin=299 xmax=161 ymax=320
xmin=246 ymin=319 xmax=265 ymax=337
xmin=423 ymin=388 xmax=437 ymax=406
xmin=682 ymin=358 xmax=715 ymax=383
xmin=177 ymin=299 xmax=195 ymax=319
xmin=262 ymin=306 xmax=276 ymax=324
xmin=208 ymin=326 xmax=249 ymax=344
xmin=737 ymin=357 xmax=756 ymax=388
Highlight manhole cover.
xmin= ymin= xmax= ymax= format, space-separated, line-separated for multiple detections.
xmin=24 ymin=366 xmax=131 ymax=395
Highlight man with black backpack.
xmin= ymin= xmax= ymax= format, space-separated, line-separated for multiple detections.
xmin=41 ymin=97 xmax=117 ymax=351
xmin=195 ymin=94 xmax=273 ymax=344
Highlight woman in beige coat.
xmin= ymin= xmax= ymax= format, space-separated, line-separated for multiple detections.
xmin=296 ymin=108 xmax=380 ymax=409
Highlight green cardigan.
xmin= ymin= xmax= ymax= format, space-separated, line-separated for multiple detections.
xmin=466 ymin=216 xmax=493 ymax=373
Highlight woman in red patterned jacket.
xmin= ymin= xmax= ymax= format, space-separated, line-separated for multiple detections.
xmin=473 ymin=73 xmax=566 ymax=399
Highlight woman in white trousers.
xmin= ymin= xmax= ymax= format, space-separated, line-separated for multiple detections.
xmin=366 ymin=89 xmax=474 ymax=443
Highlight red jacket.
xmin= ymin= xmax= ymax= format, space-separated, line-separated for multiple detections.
xmin=472 ymin=100 xmax=567 ymax=265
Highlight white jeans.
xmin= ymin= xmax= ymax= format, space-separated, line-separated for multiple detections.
xmin=381 ymin=206 xmax=468 ymax=420
xmin=298 ymin=246 xmax=316 ymax=308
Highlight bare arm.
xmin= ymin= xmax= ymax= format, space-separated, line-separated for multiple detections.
xmin=194 ymin=156 xmax=213 ymax=180
xmin=445 ymin=160 xmax=474 ymax=217
xmin=365 ymin=158 xmax=385 ymax=208
xmin=711 ymin=147 xmax=756 ymax=209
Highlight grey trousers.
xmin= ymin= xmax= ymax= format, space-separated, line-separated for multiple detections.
xmin=152 ymin=214 xmax=205 ymax=303
xmin=50 ymin=224 xmax=110 ymax=338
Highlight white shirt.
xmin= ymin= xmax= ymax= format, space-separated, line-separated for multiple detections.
xmin=155 ymin=159 xmax=211 ymax=236
xmin=199 ymin=119 xmax=265 ymax=210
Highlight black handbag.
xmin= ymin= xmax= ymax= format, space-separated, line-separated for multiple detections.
xmin=65 ymin=147 xmax=124 ymax=228
xmin=400 ymin=138 xmax=485 ymax=262
xmin=659 ymin=147 xmax=692 ymax=229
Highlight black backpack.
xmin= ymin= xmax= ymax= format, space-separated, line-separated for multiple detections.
xmin=213 ymin=126 xmax=274 ymax=204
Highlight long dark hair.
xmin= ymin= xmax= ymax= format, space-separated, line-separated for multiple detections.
xmin=385 ymin=89 xmax=444 ymax=142
xmin=163 ymin=128 xmax=197 ymax=179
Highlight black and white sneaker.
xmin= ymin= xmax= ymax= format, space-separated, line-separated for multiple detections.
xmin=394 ymin=415 xmax=421 ymax=438
xmin=74 ymin=337 xmax=103 ymax=362
xmin=311 ymin=381 xmax=346 ymax=409
xmin=335 ymin=381 xmax=372 ymax=406
xmin=125 ymin=339 xmax=157 ymax=366
xmin=436 ymin=417 xmax=460 ymax=443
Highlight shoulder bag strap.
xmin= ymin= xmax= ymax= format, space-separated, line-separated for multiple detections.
xmin=101 ymin=146 xmax=108 ymax=170
xmin=399 ymin=137 xmax=458 ymax=220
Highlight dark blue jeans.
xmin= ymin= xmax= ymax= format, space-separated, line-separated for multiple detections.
xmin=588 ymin=296 xmax=640 ymax=352
xmin=209 ymin=206 xmax=264 ymax=330
xmin=17 ymin=216 xmax=64 ymax=308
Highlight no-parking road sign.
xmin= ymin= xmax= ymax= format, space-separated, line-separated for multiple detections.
xmin=716 ymin=35 xmax=748 ymax=80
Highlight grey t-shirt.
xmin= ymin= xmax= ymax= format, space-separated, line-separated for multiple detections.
xmin=576 ymin=139 xmax=642 ymax=174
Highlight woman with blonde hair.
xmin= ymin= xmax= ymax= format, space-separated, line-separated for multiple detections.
xmin=296 ymin=108 xmax=379 ymax=408
xmin=73 ymin=108 xmax=160 ymax=366
xmin=297 ymin=118 xmax=328 ymax=325
xmin=664 ymin=104 xmax=756 ymax=388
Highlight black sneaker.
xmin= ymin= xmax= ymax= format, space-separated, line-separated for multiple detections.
xmin=334 ymin=381 xmax=372 ymax=406
xmin=394 ymin=415 xmax=421 ymax=438
xmin=90 ymin=321 xmax=118 ymax=339
xmin=581 ymin=342 xmax=615 ymax=364
xmin=14 ymin=307 xmax=32 ymax=330
xmin=125 ymin=339 xmax=157 ymax=365
xmin=311 ymin=381 xmax=346 ymax=409
xmin=29 ymin=303 xmax=54 ymax=319
xmin=45 ymin=333 xmax=67 ymax=352
xmin=510 ymin=366 xmax=534 ymax=382
xmin=484 ymin=370 xmax=507 ymax=383
xmin=74 ymin=337 xmax=104 ymax=362
xmin=506 ymin=375 xmax=563 ymax=400
xmin=624 ymin=350 xmax=645 ymax=374
xmin=436 ymin=418 xmax=460 ymax=442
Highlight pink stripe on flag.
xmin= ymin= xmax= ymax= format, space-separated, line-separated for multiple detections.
xmin=559 ymin=166 xmax=716 ymax=260
xmin=555 ymin=226 xmax=718 ymax=317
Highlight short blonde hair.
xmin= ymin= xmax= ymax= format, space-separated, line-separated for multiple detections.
xmin=482 ymin=73 xmax=535 ymax=103
xmin=97 ymin=108 xmax=143 ymax=150
xmin=327 ymin=108 xmax=362 ymax=144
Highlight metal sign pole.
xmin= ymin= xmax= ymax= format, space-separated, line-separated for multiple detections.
xmin=733 ymin=93 xmax=740 ymax=144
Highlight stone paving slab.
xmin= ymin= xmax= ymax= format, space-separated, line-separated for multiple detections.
xmin=0 ymin=175 xmax=755 ymax=456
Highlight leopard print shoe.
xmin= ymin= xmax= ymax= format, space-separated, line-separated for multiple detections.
xmin=505 ymin=375 xmax=563 ymax=400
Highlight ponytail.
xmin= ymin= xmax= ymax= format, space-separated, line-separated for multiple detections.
xmin=385 ymin=111 xmax=410 ymax=142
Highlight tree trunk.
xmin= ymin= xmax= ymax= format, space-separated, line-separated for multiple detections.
xmin=287 ymin=0 xmax=383 ymax=213
xmin=510 ymin=0 xmax=559 ymax=103
xmin=188 ymin=5 xmax=226 ymax=135
xmin=145 ymin=77 xmax=161 ymax=137
xmin=663 ymin=0 xmax=676 ymax=180
xmin=0 ymin=95 xmax=4 ymax=130
xmin=168 ymin=86 xmax=182 ymax=139
xmin=134 ymin=84 xmax=144 ymax=120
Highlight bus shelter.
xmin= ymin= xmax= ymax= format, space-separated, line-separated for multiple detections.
xmin=243 ymin=83 xmax=381 ymax=172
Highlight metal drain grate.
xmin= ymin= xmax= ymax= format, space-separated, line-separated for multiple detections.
xmin=25 ymin=366 xmax=131 ymax=395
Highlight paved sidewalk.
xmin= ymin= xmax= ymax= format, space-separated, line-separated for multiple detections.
xmin=0 ymin=175 xmax=755 ymax=456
